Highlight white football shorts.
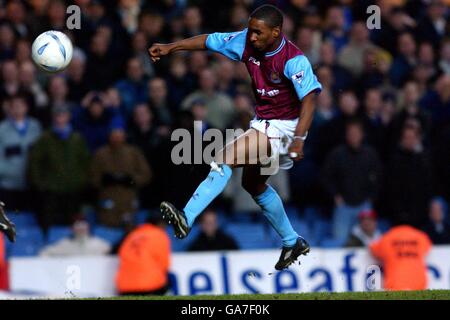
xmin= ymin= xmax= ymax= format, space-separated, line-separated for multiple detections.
xmin=249 ymin=117 xmax=299 ymax=170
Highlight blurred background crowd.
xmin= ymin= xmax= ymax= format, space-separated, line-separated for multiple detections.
xmin=0 ymin=0 xmax=449 ymax=259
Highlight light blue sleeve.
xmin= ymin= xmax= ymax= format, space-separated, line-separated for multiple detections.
xmin=284 ymin=55 xmax=322 ymax=101
xmin=205 ymin=29 xmax=247 ymax=61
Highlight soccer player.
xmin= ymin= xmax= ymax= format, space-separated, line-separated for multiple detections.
xmin=149 ymin=5 xmax=322 ymax=270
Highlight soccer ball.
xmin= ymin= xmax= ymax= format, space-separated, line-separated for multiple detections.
xmin=31 ymin=30 xmax=73 ymax=73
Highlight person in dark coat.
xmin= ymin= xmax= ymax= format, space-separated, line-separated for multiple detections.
xmin=383 ymin=124 xmax=433 ymax=228
xmin=321 ymin=119 xmax=382 ymax=242
xmin=188 ymin=208 xmax=238 ymax=252
xmin=422 ymin=197 xmax=450 ymax=245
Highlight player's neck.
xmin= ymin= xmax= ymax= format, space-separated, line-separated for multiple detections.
xmin=265 ymin=36 xmax=283 ymax=54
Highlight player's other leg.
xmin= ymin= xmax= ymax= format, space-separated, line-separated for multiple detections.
xmin=0 ymin=202 xmax=16 ymax=242
xmin=161 ymin=128 xmax=266 ymax=239
xmin=242 ymin=166 xmax=310 ymax=270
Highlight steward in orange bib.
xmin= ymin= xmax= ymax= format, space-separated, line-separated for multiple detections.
xmin=370 ymin=224 xmax=432 ymax=290
xmin=116 ymin=215 xmax=170 ymax=295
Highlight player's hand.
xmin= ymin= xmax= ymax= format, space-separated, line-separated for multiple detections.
xmin=288 ymin=139 xmax=304 ymax=161
xmin=148 ymin=43 xmax=172 ymax=62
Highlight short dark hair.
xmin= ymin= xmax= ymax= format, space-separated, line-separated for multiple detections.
xmin=249 ymin=4 xmax=283 ymax=28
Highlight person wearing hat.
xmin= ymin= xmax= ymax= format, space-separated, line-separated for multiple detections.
xmin=90 ymin=124 xmax=152 ymax=227
xmin=29 ymin=104 xmax=90 ymax=231
xmin=345 ymin=209 xmax=382 ymax=247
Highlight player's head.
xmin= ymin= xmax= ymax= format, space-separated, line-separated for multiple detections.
xmin=248 ymin=4 xmax=283 ymax=52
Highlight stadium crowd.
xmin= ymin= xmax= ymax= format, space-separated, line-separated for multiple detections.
xmin=0 ymin=0 xmax=450 ymax=256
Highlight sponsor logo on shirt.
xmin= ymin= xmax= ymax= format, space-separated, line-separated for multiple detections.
xmin=249 ymin=57 xmax=260 ymax=66
xmin=256 ymin=88 xmax=279 ymax=97
xmin=292 ymin=70 xmax=304 ymax=85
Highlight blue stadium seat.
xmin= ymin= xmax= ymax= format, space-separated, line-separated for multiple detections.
xmin=303 ymin=207 xmax=322 ymax=225
xmin=93 ymin=226 xmax=125 ymax=246
xmin=312 ymin=219 xmax=332 ymax=243
xmin=320 ymin=237 xmax=346 ymax=248
xmin=47 ymin=226 xmax=72 ymax=245
xmin=377 ymin=218 xmax=391 ymax=233
xmin=134 ymin=210 xmax=149 ymax=225
xmin=8 ymin=227 xmax=45 ymax=257
xmin=266 ymin=217 xmax=313 ymax=247
xmin=166 ymin=225 xmax=200 ymax=252
xmin=225 ymin=222 xmax=273 ymax=249
xmin=6 ymin=212 xmax=38 ymax=227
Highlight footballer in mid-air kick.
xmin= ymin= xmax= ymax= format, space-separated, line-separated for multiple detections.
xmin=149 ymin=4 xmax=322 ymax=270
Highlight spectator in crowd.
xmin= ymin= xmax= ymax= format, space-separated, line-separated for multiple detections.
xmin=337 ymin=21 xmax=379 ymax=77
xmin=370 ymin=223 xmax=432 ymax=291
xmin=84 ymin=30 xmax=118 ymax=90
xmin=90 ymin=126 xmax=151 ymax=227
xmin=45 ymin=76 xmax=77 ymax=127
xmin=388 ymin=80 xmax=430 ymax=152
xmin=389 ymin=32 xmax=417 ymax=87
xmin=29 ymin=105 xmax=90 ymax=230
xmin=422 ymin=197 xmax=450 ymax=244
xmin=164 ymin=54 xmax=196 ymax=108
xmin=322 ymin=5 xmax=349 ymax=54
xmin=188 ymin=208 xmax=238 ymax=251
xmin=127 ymin=103 xmax=168 ymax=208
xmin=361 ymin=87 xmax=389 ymax=154
xmin=321 ymin=120 xmax=382 ymax=242
xmin=15 ymin=38 xmax=32 ymax=66
xmin=439 ymin=38 xmax=450 ymax=75
xmin=66 ymin=48 xmax=90 ymax=102
xmin=115 ymin=57 xmax=148 ymax=118
xmin=0 ymin=60 xmax=20 ymax=103
xmin=357 ymin=48 xmax=393 ymax=95
xmin=345 ymin=209 xmax=382 ymax=247
xmin=318 ymin=41 xmax=353 ymax=93
xmin=0 ymin=94 xmax=42 ymax=211
xmin=182 ymin=68 xmax=235 ymax=131
xmin=39 ymin=219 xmax=111 ymax=256
xmin=295 ymin=25 xmax=321 ymax=65
xmin=0 ymin=24 xmax=16 ymax=62
xmin=147 ymin=77 xmax=173 ymax=129
xmin=72 ymin=91 xmax=125 ymax=153
xmin=315 ymin=90 xmax=359 ymax=165
xmin=18 ymin=61 xmax=48 ymax=113
xmin=131 ymin=30 xmax=155 ymax=78
xmin=116 ymin=214 xmax=170 ymax=296
xmin=370 ymin=6 xmax=415 ymax=56
xmin=383 ymin=124 xmax=433 ymax=228
xmin=183 ymin=6 xmax=204 ymax=38
xmin=416 ymin=0 xmax=448 ymax=49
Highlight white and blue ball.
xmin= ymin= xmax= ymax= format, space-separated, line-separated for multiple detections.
xmin=31 ymin=30 xmax=73 ymax=73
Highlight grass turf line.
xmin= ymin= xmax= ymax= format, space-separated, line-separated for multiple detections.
xmin=108 ymin=290 xmax=450 ymax=300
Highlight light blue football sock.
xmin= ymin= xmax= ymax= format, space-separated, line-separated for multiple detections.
xmin=254 ymin=185 xmax=299 ymax=247
xmin=183 ymin=163 xmax=232 ymax=227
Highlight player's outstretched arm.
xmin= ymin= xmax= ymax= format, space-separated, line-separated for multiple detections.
xmin=148 ymin=34 xmax=209 ymax=62
xmin=288 ymin=93 xmax=317 ymax=161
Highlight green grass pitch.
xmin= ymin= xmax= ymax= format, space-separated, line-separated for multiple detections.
xmin=109 ymin=290 xmax=450 ymax=300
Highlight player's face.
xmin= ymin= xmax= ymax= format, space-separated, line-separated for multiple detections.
xmin=248 ymin=18 xmax=280 ymax=52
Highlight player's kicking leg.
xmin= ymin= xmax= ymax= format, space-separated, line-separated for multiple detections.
xmin=0 ymin=201 xmax=16 ymax=242
xmin=242 ymin=166 xmax=309 ymax=270
xmin=161 ymin=128 xmax=265 ymax=239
